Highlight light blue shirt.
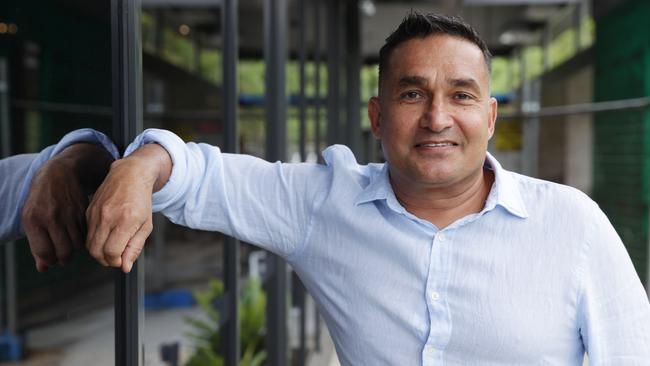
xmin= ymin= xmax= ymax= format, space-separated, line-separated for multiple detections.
xmin=0 ymin=129 xmax=119 ymax=242
xmin=128 ymin=128 xmax=650 ymax=365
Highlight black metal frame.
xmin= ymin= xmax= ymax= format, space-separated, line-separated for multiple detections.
xmin=326 ymin=0 xmax=342 ymax=146
xmin=313 ymin=0 xmax=322 ymax=161
xmin=0 ymin=56 xmax=17 ymax=342
xmin=221 ymin=0 xmax=240 ymax=365
xmin=345 ymin=0 xmax=361 ymax=157
xmin=111 ymin=1 xmax=144 ymax=365
xmin=264 ymin=0 xmax=289 ymax=364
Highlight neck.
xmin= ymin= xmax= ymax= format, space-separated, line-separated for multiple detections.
xmin=391 ymin=168 xmax=494 ymax=229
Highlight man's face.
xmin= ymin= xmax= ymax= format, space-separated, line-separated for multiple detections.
xmin=369 ymin=34 xmax=497 ymax=190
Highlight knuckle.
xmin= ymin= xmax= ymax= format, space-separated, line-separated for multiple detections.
xmin=99 ymin=206 xmax=113 ymax=220
xmin=143 ymin=221 xmax=154 ymax=233
xmin=21 ymin=206 xmax=37 ymax=224
xmin=31 ymin=246 xmax=53 ymax=259
xmin=120 ymin=209 xmax=135 ymax=222
xmin=103 ymin=246 xmax=123 ymax=261
xmin=130 ymin=244 xmax=143 ymax=257
xmin=88 ymin=247 xmax=104 ymax=261
xmin=85 ymin=205 xmax=95 ymax=220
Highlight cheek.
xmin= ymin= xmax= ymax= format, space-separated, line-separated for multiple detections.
xmin=454 ymin=110 xmax=491 ymax=139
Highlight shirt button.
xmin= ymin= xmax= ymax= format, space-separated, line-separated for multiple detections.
xmin=430 ymin=292 xmax=440 ymax=301
xmin=437 ymin=233 xmax=446 ymax=242
xmin=425 ymin=345 xmax=436 ymax=355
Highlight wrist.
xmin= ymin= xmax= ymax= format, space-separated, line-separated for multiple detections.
xmin=123 ymin=143 xmax=172 ymax=192
xmin=51 ymin=143 xmax=114 ymax=194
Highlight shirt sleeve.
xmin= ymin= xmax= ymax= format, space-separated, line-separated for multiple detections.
xmin=124 ymin=128 xmax=332 ymax=259
xmin=0 ymin=128 xmax=119 ymax=243
xmin=578 ymin=204 xmax=650 ymax=364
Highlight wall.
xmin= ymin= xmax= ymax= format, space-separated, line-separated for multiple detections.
xmin=594 ymin=0 xmax=650 ymax=284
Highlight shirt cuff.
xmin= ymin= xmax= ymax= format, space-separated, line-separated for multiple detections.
xmin=51 ymin=128 xmax=120 ymax=159
xmin=124 ymin=128 xmax=188 ymax=212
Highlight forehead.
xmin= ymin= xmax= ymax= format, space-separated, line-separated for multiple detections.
xmin=385 ymin=35 xmax=489 ymax=87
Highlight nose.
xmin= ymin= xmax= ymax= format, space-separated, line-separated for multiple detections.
xmin=419 ymin=97 xmax=453 ymax=133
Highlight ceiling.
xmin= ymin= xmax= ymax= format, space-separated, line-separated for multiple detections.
xmin=54 ymin=0 xmax=630 ymax=61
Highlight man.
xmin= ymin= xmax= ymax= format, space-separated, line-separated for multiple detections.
xmin=0 ymin=129 xmax=117 ymax=271
xmin=84 ymin=13 xmax=650 ymax=364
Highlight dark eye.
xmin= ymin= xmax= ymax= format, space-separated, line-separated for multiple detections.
xmin=401 ymin=91 xmax=422 ymax=100
xmin=454 ymin=92 xmax=473 ymax=100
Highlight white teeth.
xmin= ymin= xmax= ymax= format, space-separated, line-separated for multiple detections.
xmin=420 ymin=143 xmax=453 ymax=147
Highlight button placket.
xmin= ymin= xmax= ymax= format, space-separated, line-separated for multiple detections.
xmin=424 ymin=229 xmax=453 ymax=357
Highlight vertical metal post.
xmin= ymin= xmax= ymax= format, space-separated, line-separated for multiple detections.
xmin=0 ymin=59 xmax=8 ymax=155
xmin=326 ymin=0 xmax=341 ymax=146
xmin=0 ymin=59 xmax=5 ymax=332
xmin=345 ymin=0 xmax=361 ymax=157
xmin=111 ymin=1 xmax=144 ymax=365
xmin=0 ymin=57 xmax=17 ymax=338
xmin=222 ymin=0 xmax=240 ymax=365
xmin=298 ymin=0 xmax=307 ymax=162
xmin=313 ymin=0 xmax=322 ymax=158
xmin=264 ymin=0 xmax=288 ymax=365
xmin=297 ymin=1 xmax=308 ymax=363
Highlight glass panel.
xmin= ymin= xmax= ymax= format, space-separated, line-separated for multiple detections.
xmin=0 ymin=1 xmax=114 ymax=365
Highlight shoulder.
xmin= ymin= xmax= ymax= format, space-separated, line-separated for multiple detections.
xmin=321 ymin=145 xmax=383 ymax=188
xmin=506 ymin=170 xmax=600 ymax=220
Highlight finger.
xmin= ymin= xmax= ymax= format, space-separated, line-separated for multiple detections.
xmin=48 ymin=224 xmax=73 ymax=266
xmin=24 ymin=226 xmax=57 ymax=272
xmin=102 ymin=223 xmax=141 ymax=268
xmin=85 ymin=206 xmax=112 ymax=267
xmin=121 ymin=221 xmax=153 ymax=273
xmin=85 ymin=204 xmax=97 ymax=249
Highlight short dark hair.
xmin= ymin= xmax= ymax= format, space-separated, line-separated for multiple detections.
xmin=378 ymin=12 xmax=492 ymax=87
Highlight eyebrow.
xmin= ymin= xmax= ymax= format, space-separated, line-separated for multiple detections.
xmin=447 ymin=77 xmax=481 ymax=92
xmin=397 ymin=75 xmax=482 ymax=92
xmin=397 ymin=75 xmax=429 ymax=87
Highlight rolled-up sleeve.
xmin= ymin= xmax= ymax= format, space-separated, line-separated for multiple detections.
xmin=125 ymin=128 xmax=332 ymax=258
xmin=0 ymin=128 xmax=119 ymax=242
xmin=578 ymin=205 xmax=650 ymax=364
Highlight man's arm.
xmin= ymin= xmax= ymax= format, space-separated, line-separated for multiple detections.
xmin=0 ymin=128 xmax=119 ymax=271
xmin=86 ymin=128 xmax=332 ymax=273
xmin=578 ymin=206 xmax=650 ymax=363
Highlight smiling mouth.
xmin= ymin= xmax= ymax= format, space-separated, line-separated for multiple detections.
xmin=415 ymin=142 xmax=458 ymax=147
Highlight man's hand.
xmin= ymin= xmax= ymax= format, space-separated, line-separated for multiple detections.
xmin=22 ymin=143 xmax=114 ymax=272
xmin=85 ymin=143 xmax=171 ymax=273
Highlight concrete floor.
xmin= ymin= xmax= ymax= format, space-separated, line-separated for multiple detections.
xmin=2 ymin=304 xmax=339 ymax=366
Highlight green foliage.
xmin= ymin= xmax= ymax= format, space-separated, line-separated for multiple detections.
xmin=200 ymin=50 xmax=223 ymax=85
xmin=239 ymin=60 xmax=265 ymax=95
xmin=162 ymin=28 xmax=195 ymax=71
xmin=185 ymin=278 xmax=267 ymax=366
xmin=490 ymin=57 xmax=515 ymax=94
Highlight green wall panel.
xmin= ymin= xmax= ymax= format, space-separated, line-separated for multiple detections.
xmin=594 ymin=0 xmax=650 ymax=283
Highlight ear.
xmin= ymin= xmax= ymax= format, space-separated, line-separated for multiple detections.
xmin=487 ymin=96 xmax=497 ymax=139
xmin=368 ymin=96 xmax=382 ymax=139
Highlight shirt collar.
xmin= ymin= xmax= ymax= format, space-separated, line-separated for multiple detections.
xmin=483 ymin=152 xmax=529 ymax=219
xmin=354 ymin=152 xmax=529 ymax=219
